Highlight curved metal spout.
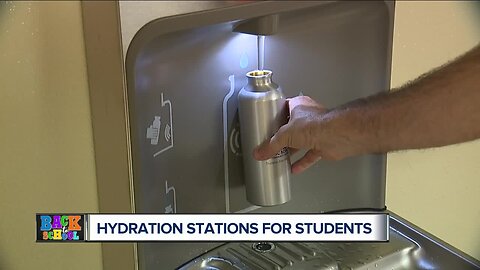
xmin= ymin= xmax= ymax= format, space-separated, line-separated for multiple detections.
xmin=233 ymin=14 xmax=279 ymax=36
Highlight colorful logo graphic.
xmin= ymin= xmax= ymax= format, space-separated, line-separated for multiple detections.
xmin=36 ymin=214 xmax=85 ymax=242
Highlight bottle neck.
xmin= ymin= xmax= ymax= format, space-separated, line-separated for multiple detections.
xmin=246 ymin=70 xmax=273 ymax=87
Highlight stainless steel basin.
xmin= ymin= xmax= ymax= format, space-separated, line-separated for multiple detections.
xmin=178 ymin=212 xmax=480 ymax=270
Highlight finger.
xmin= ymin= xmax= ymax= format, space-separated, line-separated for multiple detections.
xmin=291 ymin=149 xmax=322 ymax=174
xmin=253 ymin=125 xmax=290 ymax=160
xmin=288 ymin=97 xmax=305 ymax=113
xmin=287 ymin=96 xmax=305 ymax=114
xmin=288 ymin=96 xmax=317 ymax=113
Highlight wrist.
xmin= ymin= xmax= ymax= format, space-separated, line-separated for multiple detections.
xmin=313 ymin=107 xmax=381 ymax=159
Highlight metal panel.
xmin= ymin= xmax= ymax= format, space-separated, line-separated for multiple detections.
xmin=125 ymin=1 xmax=394 ymax=268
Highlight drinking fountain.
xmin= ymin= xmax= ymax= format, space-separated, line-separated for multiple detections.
xmin=81 ymin=1 xmax=480 ymax=269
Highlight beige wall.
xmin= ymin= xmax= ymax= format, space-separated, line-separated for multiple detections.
xmin=0 ymin=1 xmax=102 ymax=270
xmin=388 ymin=1 xmax=480 ymax=260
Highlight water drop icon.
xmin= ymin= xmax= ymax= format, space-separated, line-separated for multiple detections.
xmin=240 ymin=52 xmax=248 ymax=69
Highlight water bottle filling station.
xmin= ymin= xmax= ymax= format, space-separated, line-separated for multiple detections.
xmin=81 ymin=1 xmax=480 ymax=269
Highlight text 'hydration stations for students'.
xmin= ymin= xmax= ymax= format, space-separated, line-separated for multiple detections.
xmin=86 ymin=214 xmax=389 ymax=242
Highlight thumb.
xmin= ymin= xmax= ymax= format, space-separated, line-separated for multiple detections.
xmin=253 ymin=125 xmax=290 ymax=160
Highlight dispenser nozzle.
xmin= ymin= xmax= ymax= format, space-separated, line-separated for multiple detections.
xmin=233 ymin=14 xmax=279 ymax=36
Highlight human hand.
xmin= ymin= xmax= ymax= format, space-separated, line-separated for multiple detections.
xmin=253 ymin=96 xmax=327 ymax=174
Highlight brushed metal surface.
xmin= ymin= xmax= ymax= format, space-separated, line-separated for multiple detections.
xmin=238 ymin=70 xmax=291 ymax=206
xmin=179 ymin=231 xmax=416 ymax=269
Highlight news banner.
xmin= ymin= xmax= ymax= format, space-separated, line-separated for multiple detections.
xmin=36 ymin=213 xmax=389 ymax=242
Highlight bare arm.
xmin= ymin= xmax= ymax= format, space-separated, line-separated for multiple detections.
xmin=254 ymin=44 xmax=480 ymax=174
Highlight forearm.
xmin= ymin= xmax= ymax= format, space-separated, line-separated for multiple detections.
xmin=320 ymin=44 xmax=480 ymax=156
xmin=254 ymin=44 xmax=480 ymax=167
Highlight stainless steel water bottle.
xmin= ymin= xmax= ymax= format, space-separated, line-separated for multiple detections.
xmin=238 ymin=70 xmax=291 ymax=206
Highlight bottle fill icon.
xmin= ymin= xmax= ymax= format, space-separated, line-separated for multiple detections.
xmin=147 ymin=116 xmax=161 ymax=145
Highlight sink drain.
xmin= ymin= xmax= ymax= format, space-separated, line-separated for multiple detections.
xmin=252 ymin=242 xmax=275 ymax=253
